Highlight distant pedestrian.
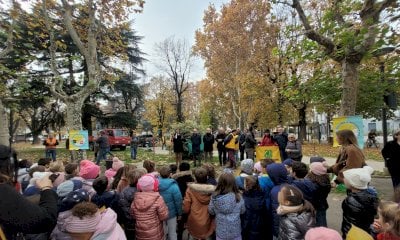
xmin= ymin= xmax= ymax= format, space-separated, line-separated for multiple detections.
xmin=273 ymin=126 xmax=288 ymax=161
xmin=224 ymin=129 xmax=239 ymax=169
xmin=216 ymin=128 xmax=227 ymax=166
xmin=245 ymin=127 xmax=257 ymax=160
xmin=382 ymin=129 xmax=400 ymax=188
xmin=130 ymin=131 xmax=139 ymax=160
xmin=203 ymin=128 xmax=215 ymax=162
xmin=239 ymin=129 xmax=246 ymax=161
xmin=96 ymin=131 xmax=113 ymax=165
xmin=44 ymin=132 xmax=59 ymax=161
xmin=191 ymin=129 xmax=202 ymax=167
xmin=285 ymin=134 xmax=302 ymax=161
xmin=172 ymin=129 xmax=184 ymax=166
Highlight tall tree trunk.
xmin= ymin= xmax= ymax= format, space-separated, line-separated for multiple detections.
xmin=340 ymin=60 xmax=360 ymax=116
xmin=0 ymin=100 xmax=9 ymax=146
xmin=298 ymin=104 xmax=307 ymax=142
xmin=176 ymin=94 xmax=184 ymax=123
xmin=65 ymin=98 xmax=85 ymax=130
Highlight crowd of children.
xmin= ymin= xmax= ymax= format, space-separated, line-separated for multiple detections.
xmin=2 ymin=142 xmax=400 ymax=240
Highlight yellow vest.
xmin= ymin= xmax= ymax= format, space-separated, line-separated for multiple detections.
xmin=225 ymin=134 xmax=238 ymax=150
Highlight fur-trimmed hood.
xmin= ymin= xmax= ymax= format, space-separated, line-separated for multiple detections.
xmin=187 ymin=183 xmax=216 ymax=205
xmin=172 ymin=170 xmax=193 ymax=179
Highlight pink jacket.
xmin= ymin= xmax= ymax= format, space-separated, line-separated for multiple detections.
xmin=92 ymin=208 xmax=126 ymax=240
xmin=131 ymin=192 xmax=169 ymax=240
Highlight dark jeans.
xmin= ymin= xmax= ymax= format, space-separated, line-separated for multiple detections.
xmin=239 ymin=146 xmax=245 ymax=160
xmin=218 ymin=148 xmax=226 ymax=166
xmin=96 ymin=147 xmax=112 ymax=165
xmin=315 ymin=210 xmax=327 ymax=227
xmin=130 ymin=146 xmax=137 ymax=159
xmin=45 ymin=149 xmax=56 ymax=161
xmin=193 ymin=151 xmax=201 ymax=166
xmin=391 ymin=175 xmax=400 ymax=188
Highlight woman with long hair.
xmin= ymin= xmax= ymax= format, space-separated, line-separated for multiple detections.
xmin=327 ymin=130 xmax=365 ymax=185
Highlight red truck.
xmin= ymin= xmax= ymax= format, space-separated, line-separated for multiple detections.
xmin=89 ymin=129 xmax=131 ymax=151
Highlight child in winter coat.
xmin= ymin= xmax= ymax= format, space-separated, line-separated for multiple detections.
xmin=267 ymin=163 xmax=289 ymax=237
xmin=91 ymin=176 xmax=119 ymax=209
xmin=105 ymin=157 xmax=125 ymax=181
xmin=277 ymin=184 xmax=315 ymax=240
xmin=115 ymin=164 xmax=137 ymax=193
xmin=305 ymin=227 xmax=342 ymax=240
xmin=159 ymin=166 xmax=183 ymax=240
xmin=143 ymin=160 xmax=159 ymax=177
xmin=131 ymin=174 xmax=169 ymax=240
xmin=117 ymin=168 xmax=146 ymax=240
xmin=341 ymin=166 xmax=378 ymax=238
xmin=203 ymin=163 xmax=217 ymax=186
xmin=254 ymin=160 xmax=274 ymax=209
xmin=183 ymin=167 xmax=216 ymax=240
xmin=242 ymin=175 xmax=270 ymax=240
xmin=209 ymin=172 xmax=245 ymax=240
xmin=372 ymin=201 xmax=400 ymax=240
xmin=289 ymin=161 xmax=316 ymax=204
xmin=65 ymin=201 xmax=126 ymax=240
xmin=235 ymin=159 xmax=254 ymax=190
xmin=64 ymin=163 xmax=82 ymax=181
xmin=306 ymin=162 xmax=331 ymax=227
xmin=79 ymin=160 xmax=100 ymax=197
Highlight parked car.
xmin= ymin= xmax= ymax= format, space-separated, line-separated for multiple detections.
xmin=89 ymin=129 xmax=131 ymax=151
xmin=138 ymin=134 xmax=156 ymax=147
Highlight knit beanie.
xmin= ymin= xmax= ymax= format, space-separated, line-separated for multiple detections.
xmin=104 ymin=169 xmax=116 ymax=180
xmin=112 ymin=157 xmax=124 ymax=171
xmin=79 ymin=160 xmax=100 ymax=180
xmin=310 ymin=156 xmax=326 ymax=163
xmin=282 ymin=158 xmax=293 ymax=167
xmin=57 ymin=180 xmax=83 ymax=197
xmin=305 ymin=227 xmax=342 ymax=240
xmin=310 ymin=162 xmax=327 ymax=176
xmin=65 ymin=211 xmax=101 ymax=233
xmin=59 ymin=189 xmax=89 ymax=212
xmin=343 ymin=166 xmax=374 ymax=190
xmin=254 ymin=162 xmax=263 ymax=173
xmin=137 ymin=174 xmax=158 ymax=192
xmin=241 ymin=159 xmax=254 ymax=175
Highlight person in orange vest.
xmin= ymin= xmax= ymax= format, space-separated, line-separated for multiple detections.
xmin=43 ymin=132 xmax=59 ymax=161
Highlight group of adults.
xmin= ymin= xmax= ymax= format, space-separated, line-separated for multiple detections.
xmin=170 ymin=126 xmax=304 ymax=167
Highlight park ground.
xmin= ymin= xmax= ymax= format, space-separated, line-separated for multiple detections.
xmin=13 ymin=141 xmax=392 ymax=233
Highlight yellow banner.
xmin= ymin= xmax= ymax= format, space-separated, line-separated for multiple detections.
xmin=255 ymin=146 xmax=281 ymax=162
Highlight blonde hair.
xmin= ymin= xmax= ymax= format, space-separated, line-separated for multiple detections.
xmin=379 ymin=201 xmax=400 ymax=236
xmin=49 ymin=161 xmax=64 ymax=173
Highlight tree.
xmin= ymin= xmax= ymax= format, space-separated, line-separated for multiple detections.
xmin=276 ymin=0 xmax=399 ymax=116
xmin=42 ymin=0 xmax=144 ymax=131
xmin=155 ymin=37 xmax=193 ymax=123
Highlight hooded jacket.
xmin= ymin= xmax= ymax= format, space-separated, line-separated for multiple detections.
xmin=116 ymin=186 xmax=137 ymax=229
xmin=183 ymin=183 xmax=216 ymax=239
xmin=242 ymin=189 xmax=271 ymax=240
xmin=50 ymin=210 xmax=73 ymax=240
xmin=92 ymin=208 xmax=126 ymax=240
xmin=288 ymin=178 xmax=316 ymax=203
xmin=131 ymin=191 xmax=169 ymax=240
xmin=172 ymin=171 xmax=194 ymax=198
xmin=158 ymin=178 xmax=183 ymax=219
xmin=341 ymin=189 xmax=378 ymax=238
xmin=209 ymin=192 xmax=245 ymax=240
xmin=266 ymin=163 xmax=288 ymax=237
xmin=278 ymin=211 xmax=315 ymax=240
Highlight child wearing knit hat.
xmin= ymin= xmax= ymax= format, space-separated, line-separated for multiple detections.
xmin=306 ymin=162 xmax=331 ymax=227
xmin=341 ymin=166 xmax=378 ymax=238
xmin=305 ymin=227 xmax=342 ymax=240
xmin=79 ymin=160 xmax=100 ymax=197
xmin=104 ymin=157 xmax=125 ymax=180
xmin=131 ymin=174 xmax=169 ymax=240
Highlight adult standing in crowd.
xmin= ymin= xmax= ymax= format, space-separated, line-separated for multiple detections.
xmin=382 ymin=129 xmax=400 ymax=188
xmin=130 ymin=131 xmax=139 ymax=160
xmin=239 ymin=129 xmax=246 ymax=161
xmin=273 ymin=126 xmax=288 ymax=160
xmin=0 ymin=145 xmax=58 ymax=239
xmin=327 ymin=129 xmax=365 ymax=185
xmin=172 ymin=129 xmax=184 ymax=166
xmin=216 ymin=128 xmax=227 ymax=166
xmin=285 ymin=134 xmax=303 ymax=161
xmin=191 ymin=128 xmax=202 ymax=167
xmin=43 ymin=132 xmax=58 ymax=161
xmin=96 ymin=131 xmax=113 ymax=165
xmin=203 ymin=128 xmax=215 ymax=162
xmin=224 ymin=129 xmax=238 ymax=169
xmin=245 ymin=127 xmax=257 ymax=160
xmin=260 ymin=129 xmax=276 ymax=146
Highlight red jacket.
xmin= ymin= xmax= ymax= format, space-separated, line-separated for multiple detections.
xmin=131 ymin=191 xmax=168 ymax=240
xmin=260 ymin=134 xmax=277 ymax=146
xmin=378 ymin=233 xmax=400 ymax=240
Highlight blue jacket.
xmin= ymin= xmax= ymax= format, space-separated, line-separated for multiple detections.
xmin=116 ymin=186 xmax=137 ymax=227
xmin=258 ymin=174 xmax=274 ymax=211
xmin=159 ymin=178 xmax=183 ymax=219
xmin=242 ymin=189 xmax=271 ymax=240
xmin=267 ymin=163 xmax=288 ymax=237
xmin=209 ymin=192 xmax=245 ymax=240
xmin=91 ymin=190 xmax=119 ymax=209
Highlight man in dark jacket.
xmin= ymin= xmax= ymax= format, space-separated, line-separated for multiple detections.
xmin=238 ymin=129 xmax=246 ymax=160
xmin=96 ymin=131 xmax=113 ymax=165
xmin=191 ymin=129 xmax=202 ymax=166
xmin=216 ymin=128 xmax=227 ymax=166
xmin=273 ymin=126 xmax=288 ymax=161
xmin=203 ymin=128 xmax=215 ymax=162
xmin=245 ymin=127 xmax=257 ymax=160
xmin=382 ymin=130 xmax=400 ymax=188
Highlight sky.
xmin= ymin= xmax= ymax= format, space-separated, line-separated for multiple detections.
xmin=133 ymin=0 xmax=228 ymax=82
